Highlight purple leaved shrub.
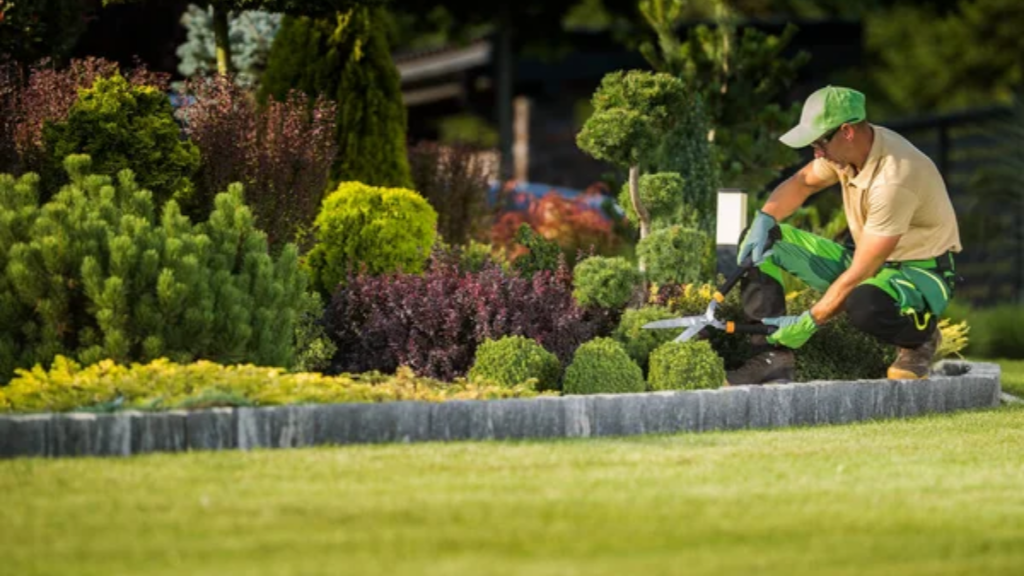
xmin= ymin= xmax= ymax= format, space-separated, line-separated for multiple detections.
xmin=324 ymin=252 xmax=616 ymax=381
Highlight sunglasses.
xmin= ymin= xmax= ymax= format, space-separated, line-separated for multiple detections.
xmin=811 ymin=125 xmax=844 ymax=149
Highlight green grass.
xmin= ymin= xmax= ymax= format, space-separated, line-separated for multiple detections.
xmin=2 ymin=405 xmax=1024 ymax=576
xmin=992 ymin=358 xmax=1024 ymax=398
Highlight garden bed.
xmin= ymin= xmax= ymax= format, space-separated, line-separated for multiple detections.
xmin=0 ymin=361 xmax=1001 ymax=459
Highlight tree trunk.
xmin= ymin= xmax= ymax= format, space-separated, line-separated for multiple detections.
xmin=213 ymin=6 xmax=232 ymax=76
xmin=630 ymin=164 xmax=651 ymax=278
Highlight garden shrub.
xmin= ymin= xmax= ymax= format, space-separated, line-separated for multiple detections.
xmin=305 ymin=181 xmax=438 ymax=294
xmin=178 ymin=74 xmax=337 ymax=248
xmin=648 ymin=340 xmax=725 ymax=391
xmin=0 ymin=356 xmax=540 ymax=414
xmin=0 ymin=57 xmax=168 ymax=179
xmin=291 ymin=291 xmax=337 ymax=374
xmin=0 ymin=156 xmax=307 ymax=384
xmin=42 ymin=74 xmax=200 ymax=208
xmin=937 ymin=318 xmax=969 ymax=360
xmin=468 ymin=336 xmax=562 ymax=391
xmin=786 ymin=288 xmax=896 ymax=381
xmin=636 ymin=225 xmax=709 ymax=285
xmin=573 ymin=256 xmax=641 ymax=309
xmin=563 ymin=337 xmax=645 ymax=395
xmin=324 ymin=256 xmax=615 ymax=381
xmin=408 ymin=141 xmax=491 ymax=246
xmin=612 ymin=305 xmax=682 ymax=374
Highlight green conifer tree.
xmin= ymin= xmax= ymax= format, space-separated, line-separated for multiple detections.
xmin=260 ymin=8 xmax=412 ymax=188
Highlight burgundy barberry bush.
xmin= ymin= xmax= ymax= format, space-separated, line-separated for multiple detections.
xmin=324 ymin=252 xmax=616 ymax=381
xmin=178 ymin=74 xmax=337 ymax=250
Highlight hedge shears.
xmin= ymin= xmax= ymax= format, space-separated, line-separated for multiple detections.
xmin=642 ymin=257 xmax=777 ymax=343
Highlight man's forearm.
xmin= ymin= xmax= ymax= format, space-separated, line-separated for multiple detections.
xmin=760 ymin=176 xmax=815 ymax=222
xmin=809 ymin=271 xmax=863 ymax=324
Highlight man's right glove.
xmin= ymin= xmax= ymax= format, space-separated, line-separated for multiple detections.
xmin=737 ymin=210 xmax=777 ymax=265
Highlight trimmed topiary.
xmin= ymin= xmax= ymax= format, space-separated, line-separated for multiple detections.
xmin=573 ymin=256 xmax=641 ymax=309
xmin=563 ymin=337 xmax=645 ymax=395
xmin=648 ymin=340 xmax=725 ymax=391
xmin=468 ymin=336 xmax=562 ymax=391
xmin=636 ymin=225 xmax=709 ymax=286
xmin=612 ymin=305 xmax=682 ymax=374
xmin=305 ymin=181 xmax=437 ymax=294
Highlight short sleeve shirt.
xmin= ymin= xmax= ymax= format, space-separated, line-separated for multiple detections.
xmin=811 ymin=125 xmax=962 ymax=261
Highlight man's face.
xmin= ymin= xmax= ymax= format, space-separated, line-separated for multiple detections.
xmin=811 ymin=124 xmax=848 ymax=167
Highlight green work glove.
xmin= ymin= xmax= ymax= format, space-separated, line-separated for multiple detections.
xmin=764 ymin=311 xmax=819 ymax=349
xmin=737 ymin=210 xmax=777 ymax=265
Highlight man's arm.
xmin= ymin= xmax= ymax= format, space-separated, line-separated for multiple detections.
xmin=809 ymin=232 xmax=900 ymax=324
xmin=760 ymin=160 xmax=836 ymax=222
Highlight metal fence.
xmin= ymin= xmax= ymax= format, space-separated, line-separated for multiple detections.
xmin=886 ymin=106 xmax=1022 ymax=307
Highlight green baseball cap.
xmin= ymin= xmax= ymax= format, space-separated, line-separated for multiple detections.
xmin=779 ymin=86 xmax=867 ymax=148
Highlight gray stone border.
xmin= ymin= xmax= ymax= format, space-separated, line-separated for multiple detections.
xmin=0 ymin=361 xmax=1001 ymax=459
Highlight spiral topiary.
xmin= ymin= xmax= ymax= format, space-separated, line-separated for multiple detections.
xmin=636 ymin=226 xmax=709 ymax=286
xmin=648 ymin=340 xmax=725 ymax=391
xmin=563 ymin=337 xmax=645 ymax=395
xmin=468 ymin=335 xmax=562 ymax=391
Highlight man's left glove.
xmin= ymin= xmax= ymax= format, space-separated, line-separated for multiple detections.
xmin=763 ymin=311 xmax=819 ymax=349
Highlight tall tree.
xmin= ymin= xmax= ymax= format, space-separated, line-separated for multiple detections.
xmin=260 ymin=7 xmax=412 ymax=188
xmin=859 ymin=0 xmax=1024 ymax=116
xmin=638 ymin=0 xmax=808 ymax=196
xmin=0 ymin=0 xmax=90 ymax=67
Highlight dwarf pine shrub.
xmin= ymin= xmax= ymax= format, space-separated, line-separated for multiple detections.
xmin=0 ymin=155 xmax=306 ymax=383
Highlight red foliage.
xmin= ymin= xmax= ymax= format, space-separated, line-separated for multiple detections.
xmin=178 ymin=75 xmax=337 ymax=250
xmin=489 ymin=181 xmax=622 ymax=263
xmin=323 ymin=252 xmax=617 ymax=381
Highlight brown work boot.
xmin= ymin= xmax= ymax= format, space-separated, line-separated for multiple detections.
xmin=887 ymin=329 xmax=942 ymax=380
xmin=725 ymin=349 xmax=796 ymax=385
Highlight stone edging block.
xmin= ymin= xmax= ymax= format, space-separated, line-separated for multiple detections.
xmin=0 ymin=361 xmax=1002 ymax=459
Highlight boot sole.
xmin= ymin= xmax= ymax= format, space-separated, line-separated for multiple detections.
xmin=887 ymin=367 xmax=929 ymax=380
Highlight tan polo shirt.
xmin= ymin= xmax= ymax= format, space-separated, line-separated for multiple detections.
xmin=811 ymin=124 xmax=962 ymax=261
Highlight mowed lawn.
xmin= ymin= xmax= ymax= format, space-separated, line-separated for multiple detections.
xmin=1 ymin=400 xmax=1022 ymax=576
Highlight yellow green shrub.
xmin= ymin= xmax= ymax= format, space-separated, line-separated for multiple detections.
xmin=0 ymin=356 xmax=541 ymax=413
xmin=937 ymin=318 xmax=969 ymax=360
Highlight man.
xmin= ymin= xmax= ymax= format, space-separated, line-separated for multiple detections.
xmin=726 ymin=86 xmax=962 ymax=385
